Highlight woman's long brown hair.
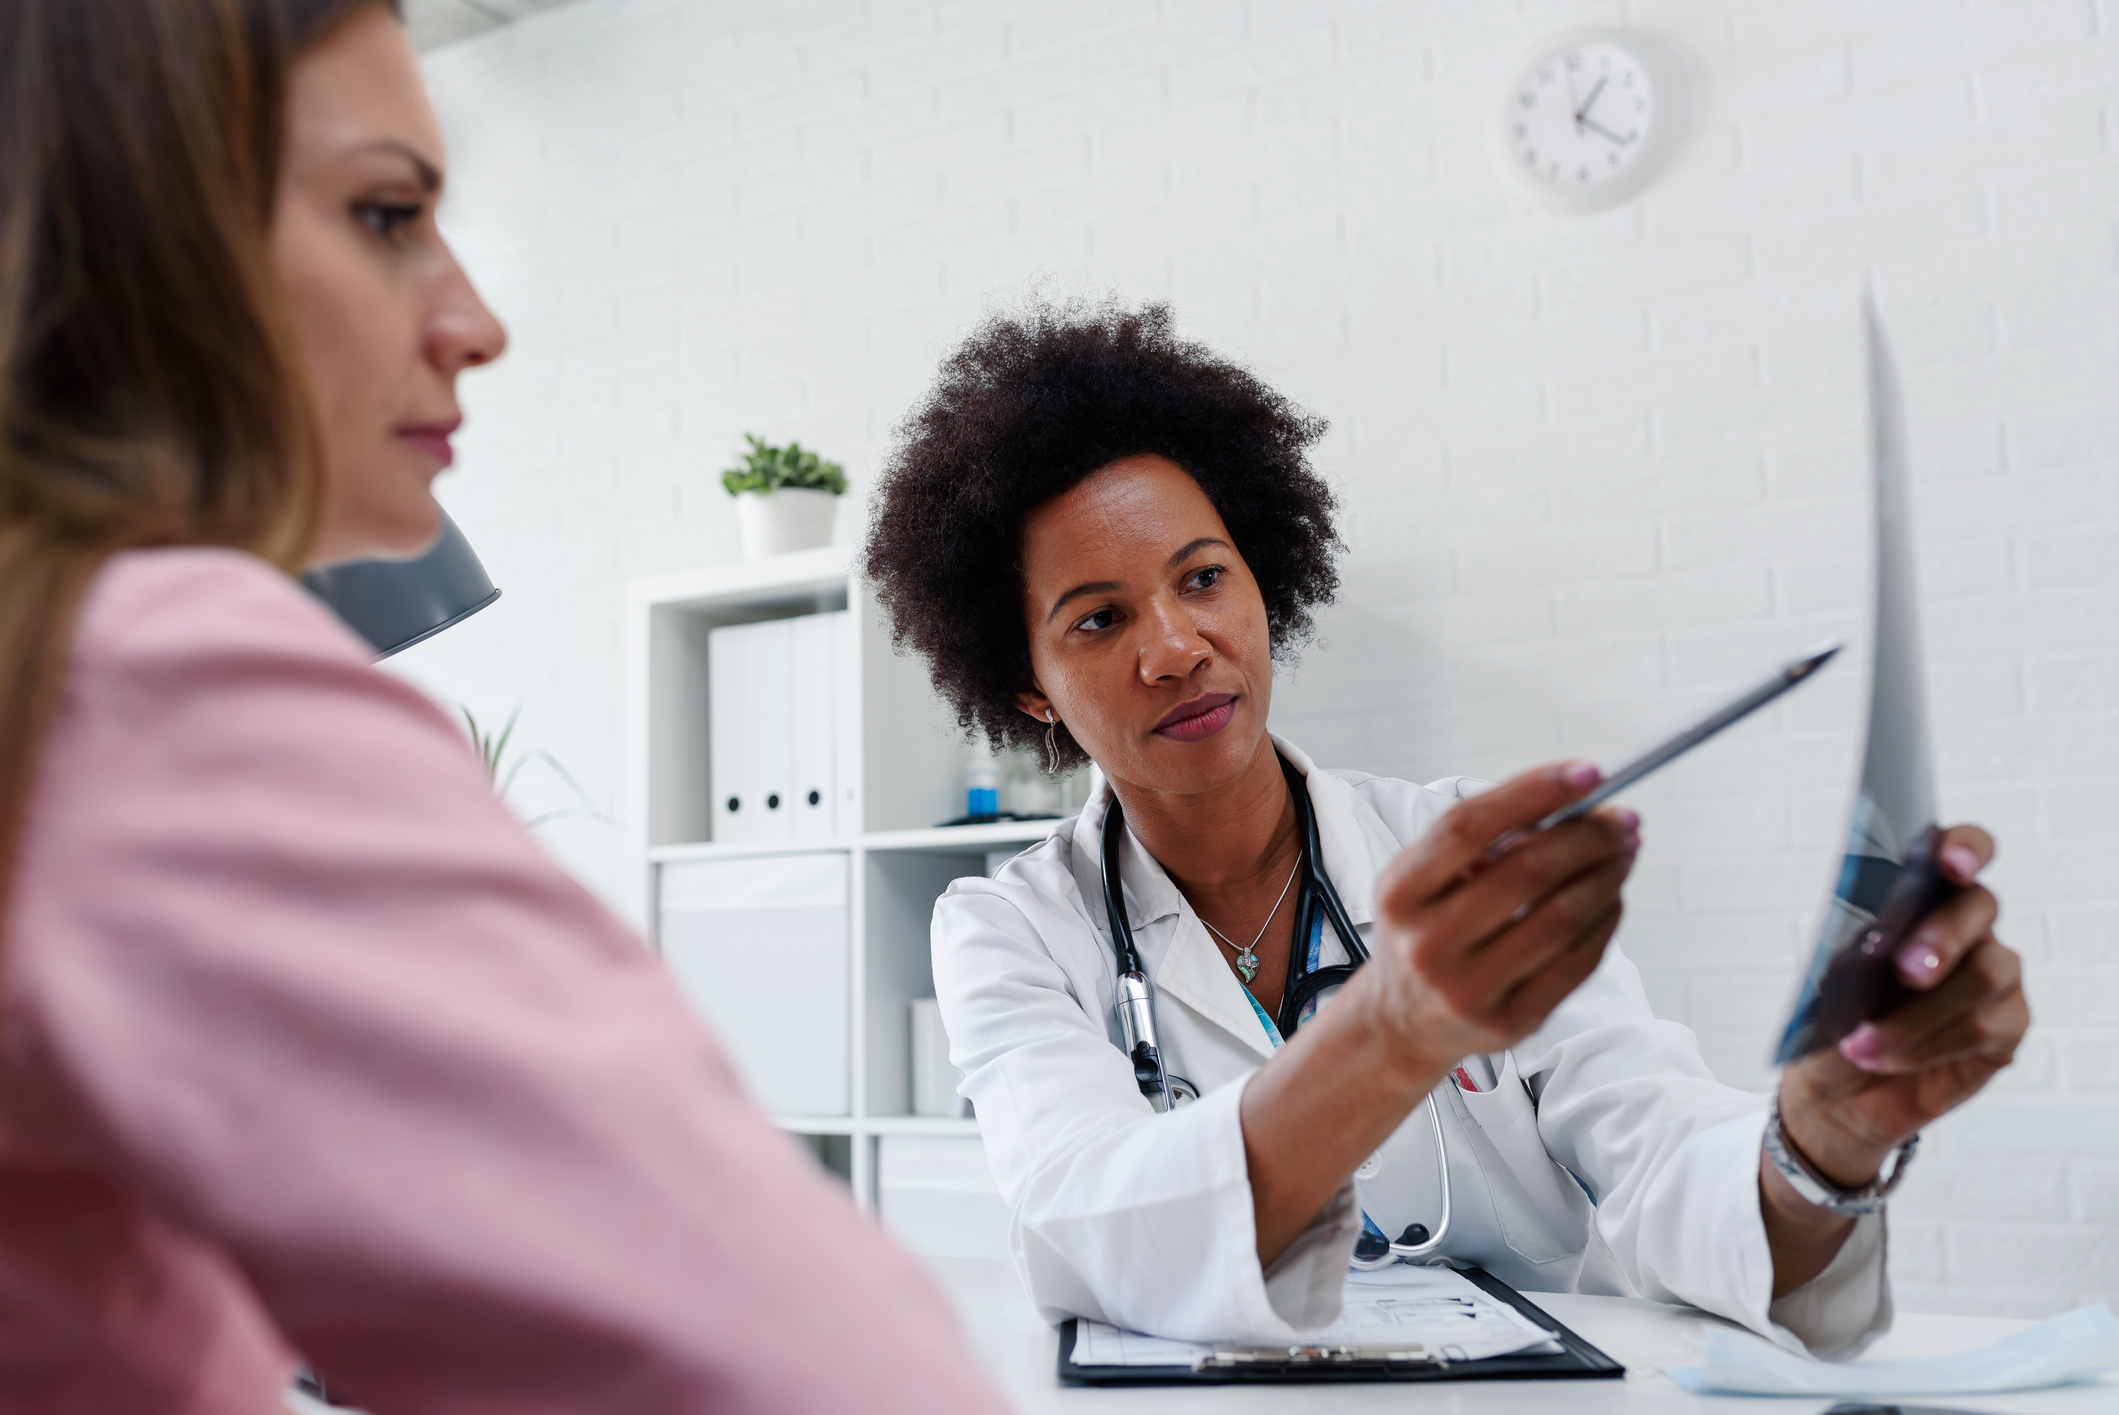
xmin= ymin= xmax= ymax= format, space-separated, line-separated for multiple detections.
xmin=0 ymin=0 xmax=395 ymax=950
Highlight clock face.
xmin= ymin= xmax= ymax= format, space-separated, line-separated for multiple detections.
xmin=1508 ymin=41 xmax=1657 ymax=193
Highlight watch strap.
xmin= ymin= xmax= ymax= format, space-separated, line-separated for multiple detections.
xmin=1763 ymin=1099 xmax=1918 ymax=1218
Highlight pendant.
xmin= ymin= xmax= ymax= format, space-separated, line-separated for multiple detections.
xmin=1235 ymin=949 xmax=1259 ymax=983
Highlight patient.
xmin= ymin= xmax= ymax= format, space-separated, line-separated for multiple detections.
xmin=0 ymin=3 xmax=1004 ymax=1410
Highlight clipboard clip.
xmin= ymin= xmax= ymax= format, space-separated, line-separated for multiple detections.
xmin=1195 ymin=1343 xmax=1449 ymax=1374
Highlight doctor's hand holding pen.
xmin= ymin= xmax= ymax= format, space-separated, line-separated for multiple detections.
xmin=1241 ymin=760 xmax=1638 ymax=1265
xmin=1764 ymin=826 xmax=2027 ymax=1295
xmin=1243 ymin=763 xmax=2026 ymax=1295
xmin=1357 ymin=759 xmax=1644 ymax=1067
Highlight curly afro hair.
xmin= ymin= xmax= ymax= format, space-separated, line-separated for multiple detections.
xmin=860 ymin=296 xmax=1343 ymax=772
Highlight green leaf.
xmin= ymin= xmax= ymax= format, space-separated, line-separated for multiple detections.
xmin=721 ymin=433 xmax=847 ymax=496
xmin=457 ymin=700 xmax=615 ymax=831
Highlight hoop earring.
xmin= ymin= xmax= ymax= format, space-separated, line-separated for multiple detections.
xmin=1043 ymin=711 xmax=1062 ymax=776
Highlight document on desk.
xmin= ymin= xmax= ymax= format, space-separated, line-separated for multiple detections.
xmin=1070 ymin=1264 xmax=1563 ymax=1368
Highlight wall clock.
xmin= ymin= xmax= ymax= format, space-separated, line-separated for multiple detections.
xmin=1496 ymin=28 xmax=1688 ymax=215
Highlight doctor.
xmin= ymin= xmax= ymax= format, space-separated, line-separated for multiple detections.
xmin=861 ymin=297 xmax=2027 ymax=1359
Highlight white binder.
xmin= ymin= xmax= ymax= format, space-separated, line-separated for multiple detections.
xmin=750 ymin=620 xmax=794 ymax=843
xmin=707 ymin=621 xmax=757 ymax=844
xmin=831 ymin=610 xmax=859 ymax=834
xmin=711 ymin=611 xmax=854 ymax=843
xmin=789 ymin=611 xmax=844 ymax=841
xmin=658 ymin=852 xmax=851 ymax=1115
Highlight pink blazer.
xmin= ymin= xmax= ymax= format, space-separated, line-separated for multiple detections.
xmin=0 ymin=548 xmax=1008 ymax=1414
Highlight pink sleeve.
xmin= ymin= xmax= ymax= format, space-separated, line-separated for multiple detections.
xmin=8 ymin=550 xmax=1007 ymax=1415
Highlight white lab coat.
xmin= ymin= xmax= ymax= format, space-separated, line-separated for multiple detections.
xmin=932 ymin=738 xmax=1891 ymax=1358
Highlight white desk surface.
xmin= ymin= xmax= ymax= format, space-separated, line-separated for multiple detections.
xmin=923 ymin=1256 xmax=2118 ymax=1415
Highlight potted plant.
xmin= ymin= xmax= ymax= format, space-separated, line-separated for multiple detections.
xmin=722 ymin=433 xmax=848 ymax=559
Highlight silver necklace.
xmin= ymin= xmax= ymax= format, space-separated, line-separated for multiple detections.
xmin=1199 ymin=854 xmax=1302 ymax=985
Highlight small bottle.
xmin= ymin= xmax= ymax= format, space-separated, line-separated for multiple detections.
xmin=1004 ymin=747 xmax=1061 ymax=818
xmin=966 ymin=762 xmax=1000 ymax=818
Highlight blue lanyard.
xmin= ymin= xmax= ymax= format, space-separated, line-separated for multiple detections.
xmin=1241 ymin=913 xmax=1326 ymax=1049
xmin=1238 ymin=913 xmax=1392 ymax=1249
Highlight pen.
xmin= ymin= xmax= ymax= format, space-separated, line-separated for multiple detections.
xmin=1500 ymin=641 xmax=1842 ymax=851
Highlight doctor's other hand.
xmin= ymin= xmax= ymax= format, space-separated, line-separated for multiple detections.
xmin=1778 ymin=824 xmax=2028 ymax=1190
xmin=1352 ymin=761 xmax=1639 ymax=1078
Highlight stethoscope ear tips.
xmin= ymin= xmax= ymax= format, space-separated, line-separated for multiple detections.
xmin=1352 ymin=1223 xmax=1433 ymax=1265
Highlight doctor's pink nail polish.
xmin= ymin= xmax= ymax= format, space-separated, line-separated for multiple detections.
xmin=1840 ymin=1024 xmax=1885 ymax=1069
xmin=1896 ymin=937 xmax=1943 ymax=985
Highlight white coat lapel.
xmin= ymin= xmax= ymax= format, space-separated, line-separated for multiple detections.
xmin=1142 ymin=883 xmax=1275 ymax=1064
xmin=1071 ymin=776 xmax=1279 ymax=1062
xmin=1269 ymin=736 xmax=1408 ymax=959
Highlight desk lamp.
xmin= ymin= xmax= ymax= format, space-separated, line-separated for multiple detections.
xmin=299 ymin=510 xmax=501 ymax=659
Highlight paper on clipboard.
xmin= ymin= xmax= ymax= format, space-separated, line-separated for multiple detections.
xmin=1069 ymin=1264 xmax=1563 ymax=1368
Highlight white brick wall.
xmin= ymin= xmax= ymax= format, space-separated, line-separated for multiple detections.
xmin=407 ymin=0 xmax=2119 ymax=1318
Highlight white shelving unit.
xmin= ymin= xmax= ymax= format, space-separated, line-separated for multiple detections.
xmin=624 ymin=546 xmax=1063 ymax=1209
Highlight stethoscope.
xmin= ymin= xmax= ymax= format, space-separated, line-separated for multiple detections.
xmin=1100 ymin=751 xmax=1452 ymax=1266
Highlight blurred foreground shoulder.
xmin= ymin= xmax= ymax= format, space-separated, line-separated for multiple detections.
xmin=72 ymin=545 xmax=373 ymax=674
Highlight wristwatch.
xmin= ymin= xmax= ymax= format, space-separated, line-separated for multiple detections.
xmin=1763 ymin=1098 xmax=1919 ymax=1217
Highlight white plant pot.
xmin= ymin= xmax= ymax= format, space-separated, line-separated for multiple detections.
xmin=734 ymin=487 xmax=839 ymax=559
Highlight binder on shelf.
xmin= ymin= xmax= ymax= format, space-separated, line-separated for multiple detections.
xmin=1057 ymin=1267 xmax=1622 ymax=1387
xmin=789 ymin=610 xmax=843 ymax=840
xmin=751 ymin=621 xmax=794 ymax=843
xmin=708 ymin=621 xmax=758 ymax=844
xmin=831 ymin=611 xmax=858 ymax=833
xmin=710 ymin=610 xmax=850 ymax=844
xmin=657 ymin=852 xmax=850 ymax=1115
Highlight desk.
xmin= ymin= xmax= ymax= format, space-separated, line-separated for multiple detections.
xmin=922 ymin=1256 xmax=2118 ymax=1414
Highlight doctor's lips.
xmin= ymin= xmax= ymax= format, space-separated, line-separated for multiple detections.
xmin=395 ymin=415 xmax=461 ymax=468
xmin=1152 ymin=692 xmax=1237 ymax=742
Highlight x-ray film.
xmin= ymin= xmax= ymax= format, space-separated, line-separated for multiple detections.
xmin=1773 ymin=305 xmax=1960 ymax=1065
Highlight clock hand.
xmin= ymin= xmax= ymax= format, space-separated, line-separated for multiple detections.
xmin=1566 ymin=62 xmax=1582 ymax=135
xmin=1575 ymin=74 xmax=1609 ymax=123
xmin=1583 ymin=116 xmax=1633 ymax=145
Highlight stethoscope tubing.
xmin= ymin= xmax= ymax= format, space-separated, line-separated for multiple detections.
xmin=1101 ymin=793 xmax=1182 ymax=1111
xmin=1099 ymin=751 xmax=1453 ymax=1263
xmin=1345 ymin=1094 xmax=1453 ymax=1266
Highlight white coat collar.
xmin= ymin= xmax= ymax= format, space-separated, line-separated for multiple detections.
xmin=1065 ymin=735 xmax=1406 ymax=1060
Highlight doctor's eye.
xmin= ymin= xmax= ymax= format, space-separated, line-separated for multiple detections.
xmin=1183 ymin=565 xmax=1226 ymax=593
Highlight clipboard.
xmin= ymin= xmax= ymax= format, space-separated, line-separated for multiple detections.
xmin=1056 ymin=1266 xmax=1624 ymax=1386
